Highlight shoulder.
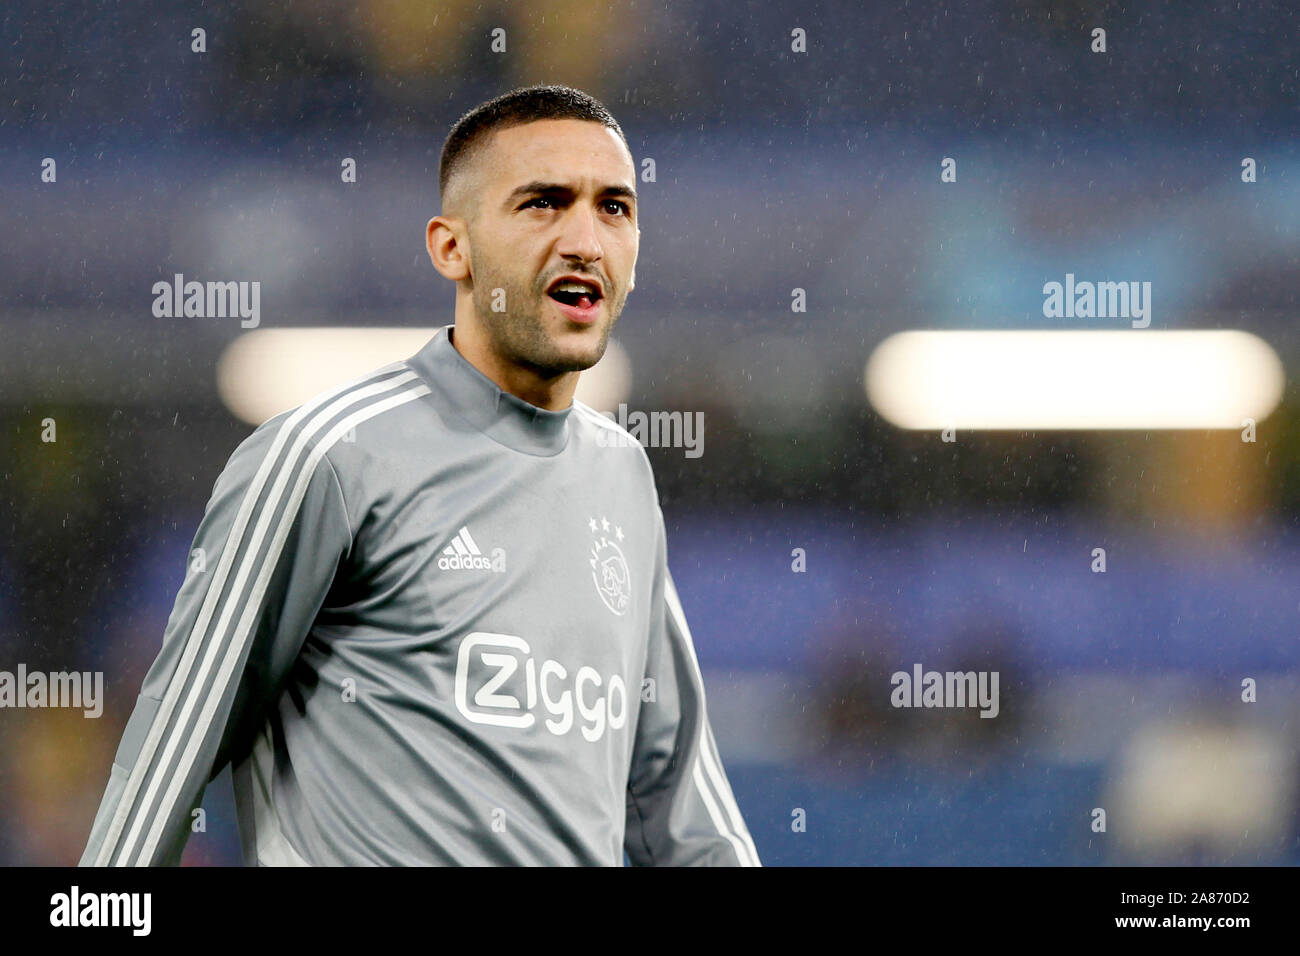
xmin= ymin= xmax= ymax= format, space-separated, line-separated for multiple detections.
xmin=570 ymin=400 xmax=655 ymax=474
xmin=569 ymin=399 xmax=629 ymax=439
xmin=570 ymin=400 xmax=667 ymax=537
xmin=230 ymin=359 xmax=426 ymax=477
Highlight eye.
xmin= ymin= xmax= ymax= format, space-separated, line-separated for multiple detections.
xmin=521 ymin=197 xmax=554 ymax=210
xmin=602 ymin=200 xmax=629 ymax=216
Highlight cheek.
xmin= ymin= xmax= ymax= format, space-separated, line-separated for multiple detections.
xmin=477 ymin=247 xmax=535 ymax=294
xmin=609 ymin=233 xmax=636 ymax=265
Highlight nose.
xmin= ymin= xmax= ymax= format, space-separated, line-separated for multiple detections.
xmin=556 ymin=204 xmax=603 ymax=265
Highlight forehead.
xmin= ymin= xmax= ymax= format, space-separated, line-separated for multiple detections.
xmin=478 ymin=119 xmax=634 ymax=191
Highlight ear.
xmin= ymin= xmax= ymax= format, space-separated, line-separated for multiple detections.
xmin=427 ymin=216 xmax=471 ymax=282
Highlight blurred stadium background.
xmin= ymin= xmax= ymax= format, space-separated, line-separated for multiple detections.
xmin=2 ymin=0 xmax=1299 ymax=865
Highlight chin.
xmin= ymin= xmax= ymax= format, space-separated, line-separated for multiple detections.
xmin=550 ymin=326 xmax=610 ymax=365
xmin=552 ymin=348 xmax=603 ymax=375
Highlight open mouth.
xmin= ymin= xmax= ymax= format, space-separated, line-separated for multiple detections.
xmin=546 ymin=276 xmax=604 ymax=310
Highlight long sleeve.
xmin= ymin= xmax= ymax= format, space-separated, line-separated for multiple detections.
xmin=623 ymin=511 xmax=761 ymax=867
xmin=79 ymin=413 xmax=353 ymax=867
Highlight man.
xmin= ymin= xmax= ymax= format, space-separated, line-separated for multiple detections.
xmin=79 ymin=85 xmax=760 ymax=866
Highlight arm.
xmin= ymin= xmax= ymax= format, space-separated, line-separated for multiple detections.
xmin=623 ymin=512 xmax=760 ymax=867
xmin=79 ymin=413 xmax=352 ymax=866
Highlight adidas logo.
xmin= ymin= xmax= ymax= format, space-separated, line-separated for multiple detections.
xmin=437 ymin=526 xmax=504 ymax=572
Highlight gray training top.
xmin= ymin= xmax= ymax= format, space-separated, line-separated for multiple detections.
xmin=79 ymin=325 xmax=760 ymax=866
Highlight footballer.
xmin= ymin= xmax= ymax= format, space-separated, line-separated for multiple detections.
xmin=80 ymin=85 xmax=759 ymax=867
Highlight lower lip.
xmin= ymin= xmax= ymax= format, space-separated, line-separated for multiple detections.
xmin=549 ymin=295 xmax=602 ymax=325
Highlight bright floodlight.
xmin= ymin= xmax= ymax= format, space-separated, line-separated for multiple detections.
xmin=218 ymin=328 xmax=631 ymax=425
xmin=864 ymin=330 xmax=1285 ymax=430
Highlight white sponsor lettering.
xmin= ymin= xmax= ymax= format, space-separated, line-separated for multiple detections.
xmin=454 ymin=632 xmax=628 ymax=742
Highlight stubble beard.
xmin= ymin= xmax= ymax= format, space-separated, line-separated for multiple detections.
xmin=470 ymin=261 xmax=625 ymax=378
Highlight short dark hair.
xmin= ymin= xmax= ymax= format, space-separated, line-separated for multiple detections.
xmin=438 ymin=85 xmax=630 ymax=202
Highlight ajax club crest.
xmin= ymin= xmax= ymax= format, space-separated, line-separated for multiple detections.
xmin=588 ymin=515 xmax=631 ymax=617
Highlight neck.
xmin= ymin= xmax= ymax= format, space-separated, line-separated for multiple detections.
xmin=448 ymin=320 xmax=578 ymax=412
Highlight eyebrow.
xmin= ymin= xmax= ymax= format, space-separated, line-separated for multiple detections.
xmin=505 ymin=180 xmax=638 ymax=205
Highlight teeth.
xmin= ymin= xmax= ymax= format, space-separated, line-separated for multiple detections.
xmin=553 ymin=280 xmax=597 ymax=295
